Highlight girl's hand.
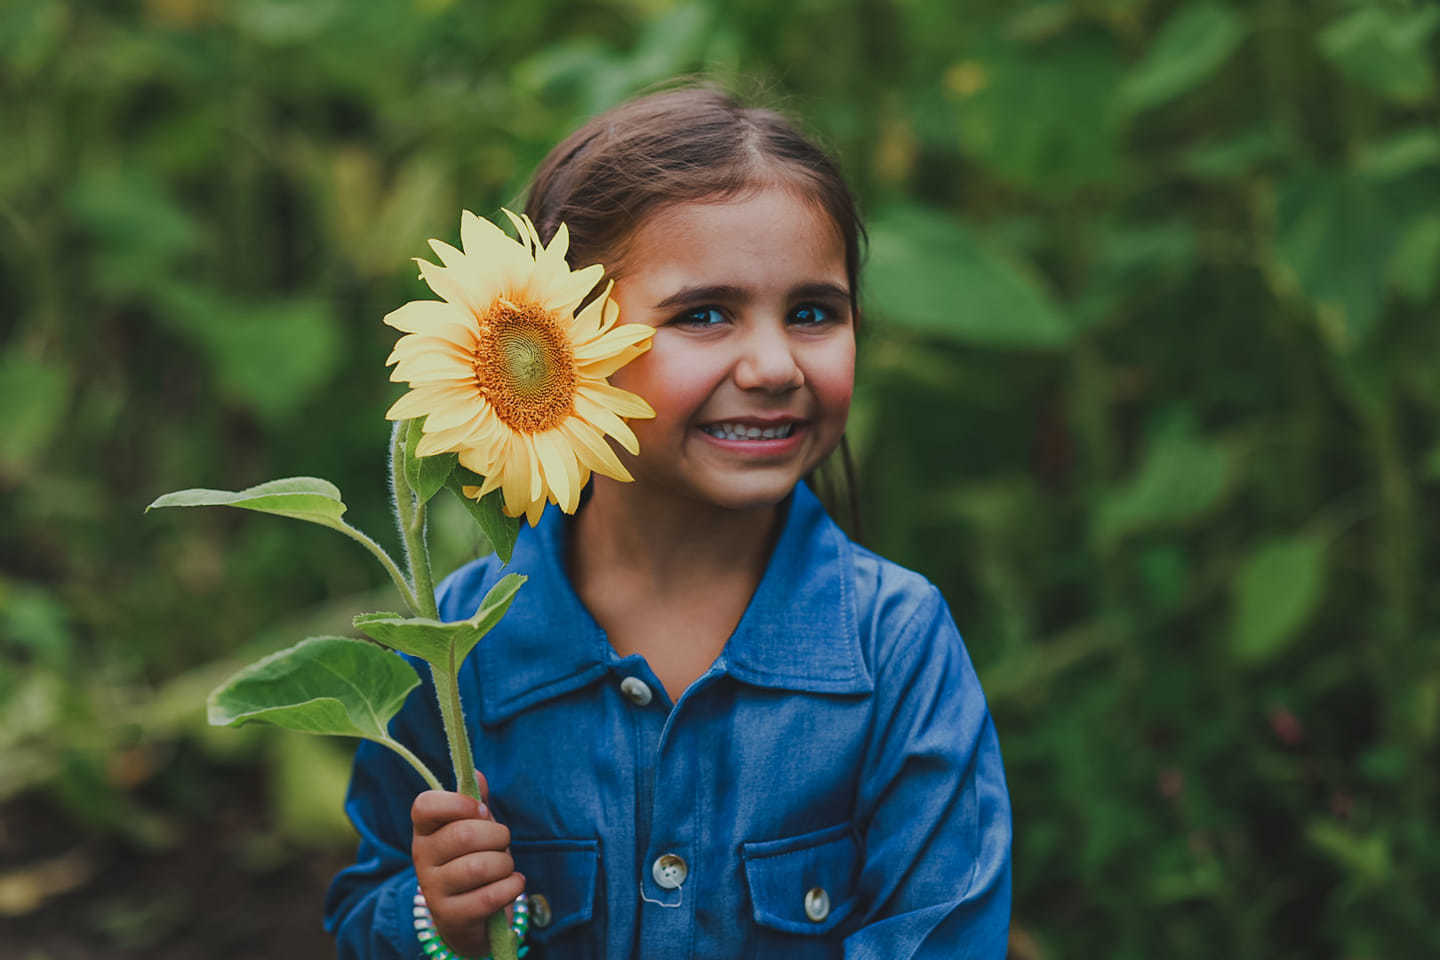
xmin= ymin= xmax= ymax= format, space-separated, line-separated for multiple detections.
xmin=411 ymin=771 xmax=526 ymax=955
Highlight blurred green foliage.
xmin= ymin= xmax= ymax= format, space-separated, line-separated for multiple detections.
xmin=2 ymin=0 xmax=1438 ymax=957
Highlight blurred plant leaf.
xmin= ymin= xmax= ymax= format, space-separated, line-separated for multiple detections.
xmin=403 ymin=417 xmax=457 ymax=507
xmin=66 ymin=169 xmax=201 ymax=300
xmin=1306 ymin=819 xmax=1390 ymax=888
xmin=949 ymin=31 xmax=1124 ymax=193
xmin=1317 ymin=5 xmax=1439 ymax=106
xmin=156 ymin=288 xmax=341 ymax=424
xmin=1387 ymin=214 xmax=1440 ymax=304
xmin=0 ymin=0 xmax=68 ymax=78
xmin=1272 ymin=170 xmax=1409 ymax=348
xmin=148 ymin=476 xmax=349 ymax=528
xmin=448 ymin=469 xmax=520 ymax=564
xmin=1116 ymin=1 xmax=1248 ymax=118
xmin=1096 ymin=416 xmax=1234 ymax=545
xmin=1358 ymin=130 xmax=1440 ymax=182
xmin=1230 ymin=534 xmax=1326 ymax=666
xmin=1179 ymin=128 xmax=1284 ymax=180
xmin=353 ymin=572 xmax=524 ymax=666
xmin=0 ymin=349 xmax=69 ymax=475
xmin=268 ymin=733 xmax=356 ymax=845
xmin=208 ymin=635 xmax=418 ymax=741
xmin=865 ymin=205 xmax=1072 ymax=348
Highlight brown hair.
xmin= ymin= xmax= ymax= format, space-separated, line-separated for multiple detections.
xmin=523 ymin=84 xmax=865 ymax=534
xmin=523 ymin=84 xmax=866 ymax=324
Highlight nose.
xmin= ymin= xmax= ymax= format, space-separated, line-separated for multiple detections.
xmin=733 ymin=323 xmax=804 ymax=394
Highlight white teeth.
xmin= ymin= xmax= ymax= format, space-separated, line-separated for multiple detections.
xmin=702 ymin=422 xmax=795 ymax=441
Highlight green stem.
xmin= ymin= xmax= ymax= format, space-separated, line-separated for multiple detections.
xmin=336 ymin=522 xmax=420 ymax=615
xmin=390 ymin=423 xmax=437 ymax=618
xmin=379 ymin=737 xmax=444 ymax=792
xmin=429 ymin=662 xmax=479 ymax=803
xmin=390 ymin=424 xmax=509 ymax=959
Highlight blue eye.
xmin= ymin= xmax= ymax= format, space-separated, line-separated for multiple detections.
xmin=790 ymin=304 xmax=832 ymax=326
xmin=675 ymin=306 xmax=726 ymax=327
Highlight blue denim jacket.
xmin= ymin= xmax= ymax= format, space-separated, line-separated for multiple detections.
xmin=325 ymin=482 xmax=1011 ymax=959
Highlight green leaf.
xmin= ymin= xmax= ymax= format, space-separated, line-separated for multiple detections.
xmin=1387 ymin=215 xmax=1440 ymax=304
xmin=448 ymin=470 xmax=521 ymax=564
xmin=1318 ymin=6 xmax=1439 ymax=106
xmin=865 ymin=205 xmax=1072 ymax=348
xmin=208 ymin=636 xmax=420 ymax=741
xmin=1358 ymin=130 xmax=1440 ymax=181
xmin=0 ymin=349 xmax=69 ymax=474
xmin=353 ymin=573 xmax=526 ymax=668
xmin=1116 ymin=2 xmax=1248 ymax=118
xmin=147 ymin=476 xmax=350 ymax=529
xmin=949 ymin=31 xmax=1124 ymax=194
xmin=1272 ymin=171 xmax=1409 ymax=348
xmin=1230 ymin=535 xmax=1327 ymax=666
xmin=404 ymin=417 xmax=458 ymax=507
xmin=1096 ymin=416 xmax=1234 ymax=546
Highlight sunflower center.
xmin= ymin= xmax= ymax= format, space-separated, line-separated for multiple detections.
xmin=475 ymin=298 xmax=576 ymax=433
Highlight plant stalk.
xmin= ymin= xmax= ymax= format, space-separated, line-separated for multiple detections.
xmin=390 ymin=423 xmax=513 ymax=959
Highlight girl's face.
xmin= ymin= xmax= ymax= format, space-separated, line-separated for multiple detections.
xmin=603 ymin=185 xmax=856 ymax=513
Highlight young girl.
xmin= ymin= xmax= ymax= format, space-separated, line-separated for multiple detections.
xmin=325 ymin=86 xmax=1011 ymax=960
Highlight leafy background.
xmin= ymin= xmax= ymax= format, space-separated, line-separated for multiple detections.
xmin=3 ymin=0 xmax=1438 ymax=957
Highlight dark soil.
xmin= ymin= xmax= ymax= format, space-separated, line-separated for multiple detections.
xmin=1 ymin=753 xmax=354 ymax=959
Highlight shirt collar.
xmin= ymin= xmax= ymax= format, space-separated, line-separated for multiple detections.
xmin=472 ymin=481 xmax=871 ymax=725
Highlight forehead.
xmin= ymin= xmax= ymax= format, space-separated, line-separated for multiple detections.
xmin=618 ymin=187 xmax=848 ymax=293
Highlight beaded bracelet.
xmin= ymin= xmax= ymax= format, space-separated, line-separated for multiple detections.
xmin=413 ymin=888 xmax=530 ymax=960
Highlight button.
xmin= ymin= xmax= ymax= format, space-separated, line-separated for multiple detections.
xmin=620 ymin=676 xmax=653 ymax=706
xmin=529 ymin=893 xmax=552 ymax=928
xmin=651 ymin=853 xmax=688 ymax=889
xmin=804 ymin=887 xmax=830 ymax=922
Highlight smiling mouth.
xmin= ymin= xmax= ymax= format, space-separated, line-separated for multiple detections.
xmin=700 ymin=421 xmax=798 ymax=441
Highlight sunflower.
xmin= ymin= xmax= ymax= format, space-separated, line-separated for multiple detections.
xmin=384 ymin=210 xmax=654 ymax=525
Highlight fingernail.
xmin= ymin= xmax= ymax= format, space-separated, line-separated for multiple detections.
xmin=476 ymin=801 xmax=489 ymax=819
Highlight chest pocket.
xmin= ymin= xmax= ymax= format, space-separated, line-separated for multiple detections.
xmin=510 ymin=838 xmax=600 ymax=957
xmin=742 ymin=821 xmax=860 ymax=948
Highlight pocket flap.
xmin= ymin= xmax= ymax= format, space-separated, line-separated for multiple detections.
xmin=741 ymin=822 xmax=859 ymax=935
xmin=510 ymin=838 xmax=599 ymax=943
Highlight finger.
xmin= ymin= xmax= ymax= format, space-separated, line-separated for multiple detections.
xmin=418 ymin=818 xmax=512 ymax=868
xmin=430 ymin=849 xmax=517 ymax=897
xmin=411 ymin=790 xmax=484 ymax=836
xmin=431 ymin=872 xmax=527 ymax=949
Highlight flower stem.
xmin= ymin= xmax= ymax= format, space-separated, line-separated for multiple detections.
xmin=336 ymin=521 xmax=420 ymax=615
xmin=379 ymin=737 xmax=444 ymax=792
xmin=389 ymin=423 xmax=506 ymax=958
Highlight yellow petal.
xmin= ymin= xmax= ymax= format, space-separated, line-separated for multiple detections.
xmin=384 ymin=301 xmax=474 ymax=339
xmin=385 ymin=384 xmax=475 ymax=421
xmin=416 ymin=259 xmax=482 ymax=316
xmin=573 ymin=322 xmax=653 ymax=362
xmin=524 ymin=495 xmax=546 ymax=527
xmin=427 ymin=238 xmax=466 ymax=269
xmin=390 ymin=351 xmax=475 ymax=384
xmin=578 ymin=382 xmax=655 ymax=419
xmin=542 ymin=262 xmax=605 ymax=312
xmin=577 ymin=341 xmax=651 ymax=379
xmin=568 ymin=280 xmax=614 ymax=339
xmin=559 ymin=418 xmax=632 ymax=482
xmin=500 ymin=208 xmax=536 ymax=255
xmin=531 ymin=430 xmax=574 ymax=514
xmin=498 ymin=436 xmax=531 ymax=517
xmin=387 ymin=332 xmax=476 ymax=366
xmin=574 ymin=393 xmax=640 ymax=454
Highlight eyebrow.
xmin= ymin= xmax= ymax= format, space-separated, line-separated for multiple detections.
xmin=652 ymin=281 xmax=852 ymax=310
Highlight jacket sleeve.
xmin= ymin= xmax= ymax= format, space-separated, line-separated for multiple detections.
xmin=844 ymin=584 xmax=1012 ymax=960
xmin=323 ymin=653 xmax=450 ymax=959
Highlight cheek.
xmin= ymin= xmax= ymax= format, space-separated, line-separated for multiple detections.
xmin=808 ymin=339 xmax=856 ymax=422
xmin=607 ymin=341 xmax=716 ymax=427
